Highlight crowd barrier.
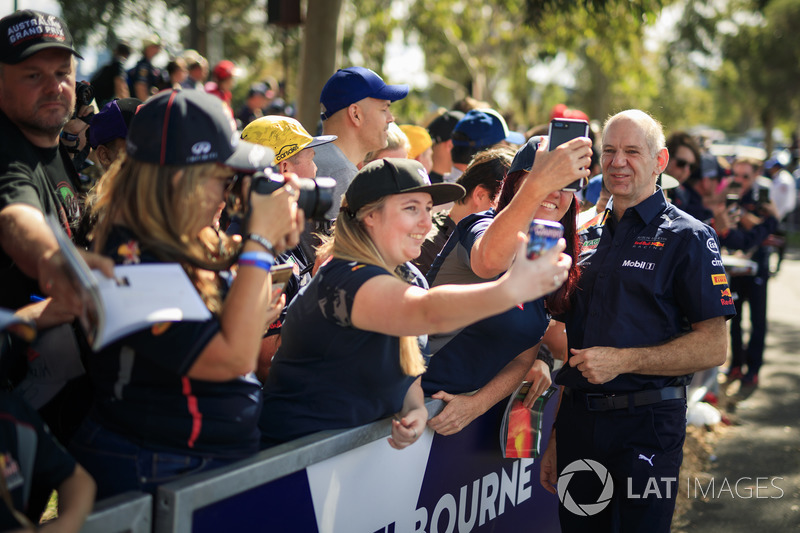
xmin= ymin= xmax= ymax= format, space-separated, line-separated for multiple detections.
xmin=153 ymin=396 xmax=559 ymax=533
xmin=80 ymin=491 xmax=152 ymax=533
xmin=77 ymin=370 xmax=724 ymax=532
xmin=67 ymin=394 xmax=552 ymax=533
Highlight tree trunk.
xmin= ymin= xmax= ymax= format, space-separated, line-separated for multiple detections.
xmin=762 ymin=108 xmax=775 ymax=157
xmin=297 ymin=0 xmax=343 ymax=134
xmin=188 ymin=0 xmax=208 ymax=57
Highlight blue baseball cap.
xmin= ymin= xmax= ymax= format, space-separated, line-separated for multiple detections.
xmin=508 ymin=135 xmax=544 ymax=174
xmin=320 ymin=67 xmax=409 ymax=121
xmin=89 ymin=97 xmax=142 ymax=149
xmin=584 ymin=174 xmax=604 ymax=205
xmin=451 ymin=109 xmax=525 ymax=149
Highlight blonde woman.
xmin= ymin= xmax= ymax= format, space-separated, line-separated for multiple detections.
xmin=259 ymin=158 xmax=573 ymax=449
xmin=70 ymin=89 xmax=302 ymax=499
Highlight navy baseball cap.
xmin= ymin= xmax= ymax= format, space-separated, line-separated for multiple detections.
xmin=126 ymin=89 xmax=273 ymax=170
xmin=451 ymin=109 xmax=525 ymax=149
xmin=345 ymin=158 xmax=464 ymax=215
xmin=0 ymin=10 xmax=83 ymax=64
xmin=89 ymin=98 xmax=142 ymax=149
xmin=509 ymin=136 xmax=545 ymax=174
xmin=427 ymin=110 xmax=465 ymax=144
xmin=584 ymin=174 xmax=604 ymax=205
xmin=320 ymin=67 xmax=408 ymax=121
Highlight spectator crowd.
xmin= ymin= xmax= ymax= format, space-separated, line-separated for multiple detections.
xmin=1 ymin=8 xmax=797 ymax=533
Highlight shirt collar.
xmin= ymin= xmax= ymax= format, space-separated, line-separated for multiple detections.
xmin=614 ymin=186 xmax=668 ymax=225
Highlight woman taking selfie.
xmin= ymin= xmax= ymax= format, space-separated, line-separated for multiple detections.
xmin=259 ymin=158 xmax=573 ymax=448
xmin=424 ymin=136 xmax=586 ymax=435
xmin=70 ymin=89 xmax=302 ymax=499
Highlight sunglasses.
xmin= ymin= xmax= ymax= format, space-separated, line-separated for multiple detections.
xmin=674 ymin=158 xmax=696 ymax=170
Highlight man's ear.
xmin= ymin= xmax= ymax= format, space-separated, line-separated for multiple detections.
xmin=95 ymin=145 xmax=112 ymax=169
xmin=656 ymin=147 xmax=669 ymax=175
xmin=347 ymin=103 xmax=361 ymax=126
xmin=471 ymin=185 xmax=488 ymax=206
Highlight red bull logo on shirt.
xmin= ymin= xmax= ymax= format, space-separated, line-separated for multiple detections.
xmin=633 ymin=237 xmax=666 ymax=249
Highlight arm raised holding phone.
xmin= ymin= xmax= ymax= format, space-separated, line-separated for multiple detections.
xmin=470 ymin=134 xmax=592 ymax=279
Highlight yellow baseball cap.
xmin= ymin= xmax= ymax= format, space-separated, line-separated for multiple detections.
xmin=399 ymin=124 xmax=433 ymax=160
xmin=241 ymin=116 xmax=337 ymax=164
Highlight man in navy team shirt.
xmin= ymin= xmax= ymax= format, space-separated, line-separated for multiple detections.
xmin=539 ymin=110 xmax=735 ymax=532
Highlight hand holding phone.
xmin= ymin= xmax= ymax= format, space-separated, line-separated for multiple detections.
xmin=548 ymin=118 xmax=590 ymax=192
xmin=270 ymin=264 xmax=294 ymax=295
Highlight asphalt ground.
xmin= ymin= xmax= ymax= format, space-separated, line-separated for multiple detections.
xmin=677 ymin=252 xmax=800 ymax=532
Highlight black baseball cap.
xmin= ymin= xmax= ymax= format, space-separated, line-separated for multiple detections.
xmin=126 ymin=89 xmax=274 ymax=170
xmin=345 ymin=158 xmax=465 ymax=215
xmin=427 ymin=110 xmax=465 ymax=144
xmin=509 ymin=136 xmax=544 ymax=174
xmin=0 ymin=10 xmax=83 ymax=64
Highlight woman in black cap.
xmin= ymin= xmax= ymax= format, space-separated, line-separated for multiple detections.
xmin=69 ymin=89 xmax=302 ymax=499
xmin=259 ymin=158 xmax=573 ymax=448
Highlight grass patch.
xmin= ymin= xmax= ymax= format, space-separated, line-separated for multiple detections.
xmin=40 ymin=491 xmax=58 ymax=524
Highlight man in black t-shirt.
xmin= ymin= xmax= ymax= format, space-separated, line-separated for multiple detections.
xmin=0 ymin=11 xmax=112 ymax=312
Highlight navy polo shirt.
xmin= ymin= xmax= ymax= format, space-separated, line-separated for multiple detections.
xmin=423 ymin=211 xmax=550 ymax=395
xmin=557 ymin=189 xmax=735 ymax=393
xmin=88 ymin=226 xmax=262 ymax=459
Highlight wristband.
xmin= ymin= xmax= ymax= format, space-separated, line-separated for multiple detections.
xmin=536 ymin=345 xmax=555 ymax=373
xmin=239 ymin=250 xmax=275 ymax=264
xmin=238 ymin=258 xmax=273 ymax=272
xmin=247 ymin=232 xmax=277 ymax=255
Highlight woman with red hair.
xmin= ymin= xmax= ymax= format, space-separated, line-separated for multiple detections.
xmin=424 ymin=134 xmax=591 ymax=435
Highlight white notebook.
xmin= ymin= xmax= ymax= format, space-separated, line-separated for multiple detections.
xmin=48 ymin=217 xmax=211 ymax=350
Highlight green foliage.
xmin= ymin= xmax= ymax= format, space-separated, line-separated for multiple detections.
xmin=523 ymin=0 xmax=664 ymax=27
xmin=676 ymin=0 xmax=800 ymax=147
xmin=58 ymin=0 xmax=800 ymax=144
xmin=61 ymin=0 xmax=147 ymax=48
xmin=398 ymin=0 xmax=666 ymax=127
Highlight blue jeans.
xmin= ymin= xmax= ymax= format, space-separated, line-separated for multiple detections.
xmin=70 ymin=418 xmax=231 ymax=500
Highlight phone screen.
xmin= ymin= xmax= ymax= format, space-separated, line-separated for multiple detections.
xmin=270 ymin=264 xmax=294 ymax=294
xmin=548 ymin=118 xmax=590 ymax=192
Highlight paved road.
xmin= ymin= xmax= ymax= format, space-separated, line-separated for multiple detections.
xmin=679 ymin=254 xmax=800 ymax=532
